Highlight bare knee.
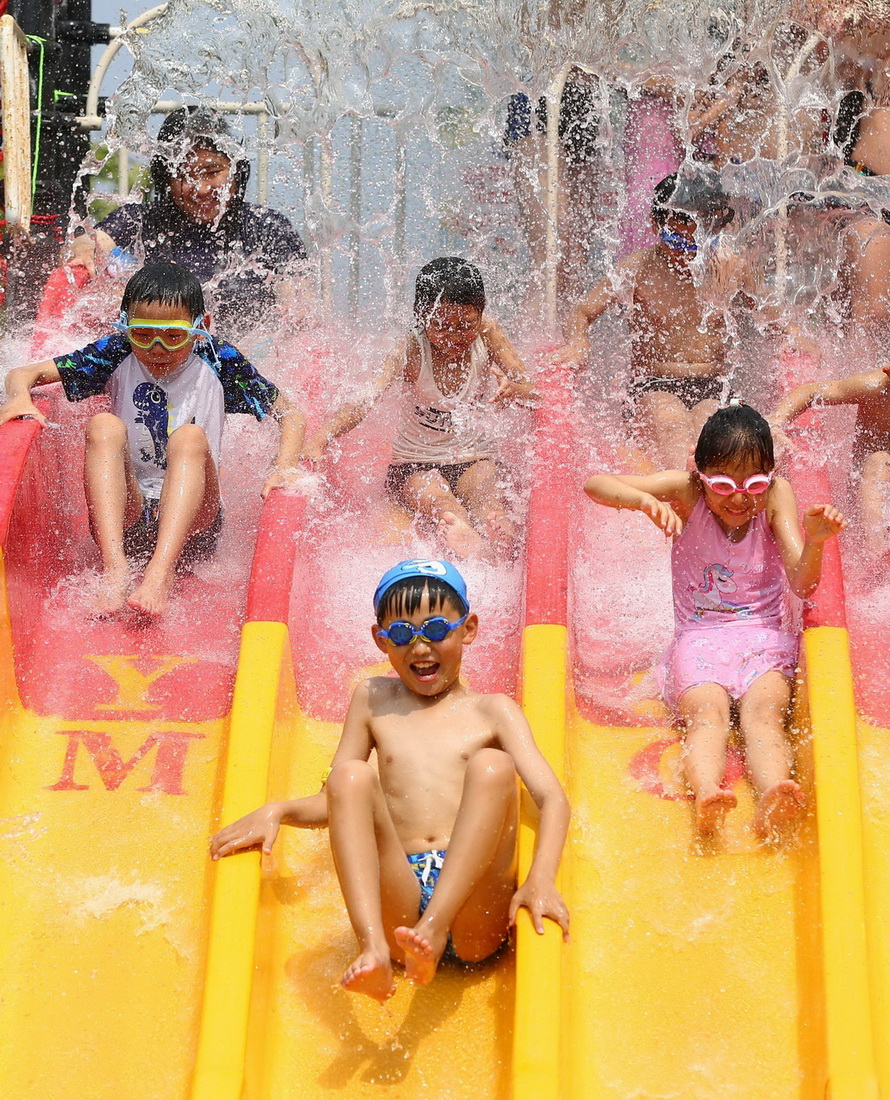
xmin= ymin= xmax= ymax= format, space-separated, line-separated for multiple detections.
xmin=167 ymin=423 xmax=210 ymax=457
xmin=861 ymin=450 xmax=890 ymax=481
xmin=325 ymin=759 xmax=378 ymax=800
xmin=465 ymin=748 xmax=516 ymax=793
xmin=86 ymin=412 xmax=127 ymax=447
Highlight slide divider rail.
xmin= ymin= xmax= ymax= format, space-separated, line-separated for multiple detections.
xmin=190 ymin=490 xmax=306 ymax=1100
xmin=786 ymin=393 xmax=878 ymax=1100
xmin=513 ymin=355 xmax=574 ymax=1099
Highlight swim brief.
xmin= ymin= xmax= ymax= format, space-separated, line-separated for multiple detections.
xmin=385 ymin=459 xmax=480 ymax=499
xmin=658 ymin=623 xmax=799 ymax=711
xmin=123 ymin=499 xmax=224 ymax=567
xmin=628 ymin=374 xmax=727 ymax=411
xmin=406 ymin=850 xmax=508 ymax=966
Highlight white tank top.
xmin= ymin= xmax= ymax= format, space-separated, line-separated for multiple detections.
xmin=390 ymin=330 xmax=494 ymax=465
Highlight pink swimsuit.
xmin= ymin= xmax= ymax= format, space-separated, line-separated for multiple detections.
xmin=660 ymin=496 xmax=799 ymax=709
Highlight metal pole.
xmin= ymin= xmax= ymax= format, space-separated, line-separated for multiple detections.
xmin=544 ymin=65 xmax=571 ymax=333
xmin=348 ymin=113 xmax=362 ymax=317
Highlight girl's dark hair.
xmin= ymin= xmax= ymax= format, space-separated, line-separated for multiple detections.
xmin=376 ymin=576 xmax=469 ymax=625
xmin=694 ymin=403 xmax=774 ymax=471
xmin=150 ymin=106 xmax=250 ymax=209
xmin=121 ymin=262 xmax=206 ymax=318
xmin=651 ymin=174 xmax=680 ymax=227
xmin=413 ymin=257 xmax=486 ymax=324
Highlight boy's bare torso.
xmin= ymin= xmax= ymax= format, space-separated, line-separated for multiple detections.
xmin=364 ymin=677 xmax=505 ymax=854
xmin=627 ymin=248 xmax=727 ymax=379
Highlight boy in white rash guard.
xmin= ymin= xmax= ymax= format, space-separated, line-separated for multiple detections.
xmin=302 ymin=257 xmax=537 ymax=561
xmin=0 ymin=262 xmax=304 ymax=619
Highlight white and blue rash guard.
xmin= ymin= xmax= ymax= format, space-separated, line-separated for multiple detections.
xmin=54 ymin=333 xmax=279 ymax=500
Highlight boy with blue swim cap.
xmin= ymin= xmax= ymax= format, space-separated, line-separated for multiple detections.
xmin=212 ymin=558 xmax=570 ymax=1001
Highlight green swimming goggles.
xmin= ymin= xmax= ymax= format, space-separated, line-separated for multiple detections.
xmin=114 ymin=313 xmax=208 ymax=351
xmin=376 ymin=615 xmax=468 ymax=646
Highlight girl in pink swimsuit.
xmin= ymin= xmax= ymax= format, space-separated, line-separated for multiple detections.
xmin=585 ymin=404 xmax=847 ymax=840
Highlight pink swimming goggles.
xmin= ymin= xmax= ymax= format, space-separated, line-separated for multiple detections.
xmin=698 ymin=471 xmax=774 ymax=496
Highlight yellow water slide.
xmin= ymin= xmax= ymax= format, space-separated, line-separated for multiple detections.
xmin=1 ymin=368 xmax=888 ymax=1098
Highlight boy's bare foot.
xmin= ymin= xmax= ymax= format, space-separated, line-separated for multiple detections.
xmin=127 ymin=570 xmax=174 ymax=619
xmin=753 ymin=780 xmax=806 ymax=840
xmin=394 ymin=924 xmax=446 ymax=986
xmin=90 ymin=565 xmax=131 ymax=618
xmin=695 ymin=789 xmax=738 ymax=837
xmin=438 ymin=511 xmax=485 ymax=560
xmin=340 ymin=949 xmax=395 ymax=1002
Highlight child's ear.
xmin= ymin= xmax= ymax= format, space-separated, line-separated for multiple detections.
xmin=371 ymin=622 xmax=389 ymax=654
xmin=460 ymin=612 xmax=479 ymax=646
xmin=201 ymin=311 xmax=211 ymax=332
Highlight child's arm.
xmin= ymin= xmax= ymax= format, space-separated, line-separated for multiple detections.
xmin=489 ymin=695 xmax=570 ymax=939
xmin=209 ymin=679 xmax=377 ymax=859
xmin=553 ymin=275 xmax=621 ymax=366
xmin=769 ymin=371 xmax=888 ymax=429
xmin=0 ymin=361 xmax=63 ymax=426
xmin=300 ymin=343 xmax=405 ymax=464
xmin=260 ymin=392 xmax=308 ymax=499
xmin=767 ymin=478 xmax=848 ymax=599
xmin=482 ymin=318 xmax=539 ymax=406
xmin=584 ymin=470 xmax=696 ymax=537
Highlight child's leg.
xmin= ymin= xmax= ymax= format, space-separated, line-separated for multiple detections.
xmin=634 ymin=391 xmax=696 ymax=470
xmin=128 ymin=425 xmax=221 ymax=618
xmin=84 ymin=413 xmax=143 ymax=615
xmin=678 ymin=683 xmax=738 ymax=836
xmin=395 ymin=748 xmax=517 ymax=984
xmin=454 ymin=459 xmax=517 ymax=560
xmin=325 ymin=760 xmax=422 ymax=1001
xmin=858 ymin=450 xmax=890 ymax=558
xmin=399 ymin=469 xmax=486 ymax=559
xmin=738 ymin=671 xmax=805 ymax=838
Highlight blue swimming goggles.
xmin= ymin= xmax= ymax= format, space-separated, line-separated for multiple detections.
xmin=376 ymin=615 xmax=468 ymax=646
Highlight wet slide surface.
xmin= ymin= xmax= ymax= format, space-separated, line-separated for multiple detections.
xmin=1 ymin=351 xmax=887 ymax=1099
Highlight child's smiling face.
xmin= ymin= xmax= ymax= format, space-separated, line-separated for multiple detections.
xmin=423 ymin=301 xmax=483 ymax=356
xmin=126 ymin=299 xmax=206 ymax=379
xmin=699 ymin=453 xmax=773 ymax=532
xmin=372 ymin=591 xmax=477 ymax=698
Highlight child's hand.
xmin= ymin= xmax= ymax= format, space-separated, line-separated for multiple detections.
xmin=260 ymin=465 xmax=318 ymax=500
xmin=490 ymin=373 xmax=539 ymax=408
xmin=551 ymin=339 xmax=589 ymax=367
xmin=0 ymin=395 xmax=47 ymax=427
xmin=640 ymin=493 xmax=683 ymax=537
xmin=209 ymin=802 xmax=284 ymax=860
xmin=509 ymin=874 xmax=570 ymax=941
xmin=803 ymin=504 xmax=848 ymax=543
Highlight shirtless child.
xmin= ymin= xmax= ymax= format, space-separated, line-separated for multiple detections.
xmin=770 ymin=365 xmax=890 ymax=561
xmin=210 ymin=559 xmax=570 ymax=1001
xmin=555 ymin=174 xmax=732 ymax=468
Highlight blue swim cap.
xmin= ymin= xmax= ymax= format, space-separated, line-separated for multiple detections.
xmin=373 ymin=559 xmax=469 ymax=614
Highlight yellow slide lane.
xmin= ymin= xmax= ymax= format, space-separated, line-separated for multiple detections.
xmin=512 ymin=616 xmax=879 ymax=1100
xmin=0 ymin=550 xmax=228 ymax=1099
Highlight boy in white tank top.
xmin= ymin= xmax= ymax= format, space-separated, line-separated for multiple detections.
xmin=302 ymin=258 xmax=537 ymax=560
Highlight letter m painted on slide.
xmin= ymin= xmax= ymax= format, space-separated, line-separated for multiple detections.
xmin=47 ymin=730 xmax=204 ymax=795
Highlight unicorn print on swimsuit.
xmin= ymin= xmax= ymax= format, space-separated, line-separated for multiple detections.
xmin=689 ymin=562 xmax=751 ymax=619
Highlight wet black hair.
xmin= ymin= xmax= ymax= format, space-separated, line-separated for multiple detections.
xmin=150 ymin=106 xmax=250 ymax=209
xmin=413 ymin=257 xmax=486 ymax=325
xmin=651 ymin=175 xmax=684 ymax=227
xmin=121 ymin=262 xmax=206 ymax=319
xmin=375 ymin=576 xmax=469 ymax=625
xmin=694 ymin=403 xmax=774 ymax=472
